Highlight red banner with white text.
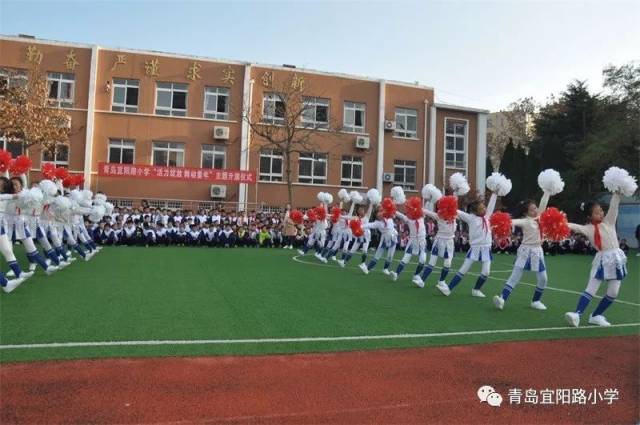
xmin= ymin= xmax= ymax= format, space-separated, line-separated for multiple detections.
xmin=98 ymin=162 xmax=256 ymax=184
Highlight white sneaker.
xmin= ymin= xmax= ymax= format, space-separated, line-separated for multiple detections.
xmin=330 ymin=256 xmax=337 ymax=262
xmin=83 ymin=254 xmax=92 ymax=262
xmin=390 ymin=271 xmax=398 ymax=282
xmin=319 ymin=256 xmax=328 ymax=264
xmin=2 ymin=277 xmax=25 ymax=293
xmin=436 ymin=281 xmax=451 ymax=296
xmin=412 ymin=274 xmax=425 ymax=288
xmin=28 ymin=263 xmax=37 ymax=272
xmin=471 ymin=289 xmax=486 ymax=298
xmin=297 ymin=249 xmax=305 ymax=256
xmin=68 ymin=256 xmax=77 ymax=262
xmin=359 ymin=263 xmax=369 ymax=274
xmin=314 ymin=252 xmax=322 ymax=261
xmin=565 ymin=312 xmax=580 ymax=327
xmin=59 ymin=260 xmax=70 ymax=268
xmin=65 ymin=251 xmax=72 ymax=257
xmin=45 ymin=259 xmax=52 ymax=266
xmin=20 ymin=271 xmax=34 ymax=281
xmin=493 ymin=295 xmax=505 ymax=310
xmin=7 ymin=270 xmax=15 ymax=278
xmin=588 ymin=315 xmax=611 ymax=327
xmin=337 ymin=259 xmax=345 ymax=268
xmin=382 ymin=269 xmax=390 ymax=276
xmin=530 ymin=301 xmax=547 ymax=311
xmin=45 ymin=265 xmax=59 ymax=275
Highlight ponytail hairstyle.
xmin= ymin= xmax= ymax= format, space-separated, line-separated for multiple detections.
xmin=516 ymin=199 xmax=535 ymax=218
xmin=579 ymin=201 xmax=599 ymax=223
xmin=466 ymin=199 xmax=483 ymax=215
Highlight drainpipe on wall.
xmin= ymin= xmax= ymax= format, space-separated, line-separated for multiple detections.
xmin=376 ymin=80 xmax=386 ymax=192
xmin=422 ymin=99 xmax=429 ymax=189
xmin=239 ymin=65 xmax=252 ymax=211
xmin=429 ymin=104 xmax=437 ymax=186
xmin=83 ymin=44 xmax=99 ymax=190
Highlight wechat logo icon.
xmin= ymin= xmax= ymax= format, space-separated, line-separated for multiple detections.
xmin=478 ymin=385 xmax=503 ymax=407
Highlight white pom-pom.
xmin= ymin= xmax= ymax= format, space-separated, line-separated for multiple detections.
xmin=486 ymin=172 xmax=502 ymax=192
xmin=104 ymin=202 xmax=114 ymax=216
xmin=89 ymin=204 xmax=106 ymax=223
xmin=537 ymin=169 xmax=565 ymax=195
xmin=349 ymin=190 xmax=364 ymax=204
xmin=317 ymin=192 xmax=326 ymax=203
xmin=603 ymin=166 xmax=638 ymax=197
xmin=496 ymin=177 xmax=512 ymax=196
xmin=17 ymin=188 xmax=44 ymax=209
xmin=38 ymin=180 xmax=58 ymax=197
xmin=367 ymin=188 xmax=382 ymax=205
xmin=53 ymin=196 xmax=71 ymax=212
xmin=93 ymin=193 xmax=107 ymax=204
xmin=421 ymin=184 xmax=442 ymax=203
xmin=82 ymin=189 xmax=93 ymax=201
xmin=338 ymin=188 xmax=350 ymax=202
xmin=325 ymin=193 xmax=333 ymax=205
xmin=449 ymin=172 xmax=470 ymax=196
xmin=390 ymin=186 xmax=406 ymax=205
xmin=486 ymin=172 xmax=512 ymax=196
xmin=70 ymin=189 xmax=84 ymax=204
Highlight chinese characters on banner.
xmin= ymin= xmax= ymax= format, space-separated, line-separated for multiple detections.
xmin=98 ymin=162 xmax=256 ymax=184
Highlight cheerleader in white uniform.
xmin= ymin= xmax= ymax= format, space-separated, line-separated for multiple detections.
xmin=338 ymin=189 xmax=380 ymax=268
xmin=50 ymin=195 xmax=89 ymax=261
xmin=420 ymin=195 xmax=456 ymax=287
xmin=297 ymin=197 xmax=330 ymax=260
xmin=0 ymin=177 xmax=33 ymax=285
xmin=337 ymin=204 xmax=370 ymax=268
xmin=493 ymin=169 xmax=564 ymax=310
xmin=564 ymin=167 xmax=635 ymax=327
xmin=324 ymin=190 xmax=359 ymax=261
xmin=69 ymin=190 xmax=98 ymax=256
xmin=359 ymin=204 xmax=398 ymax=275
xmin=25 ymin=181 xmax=67 ymax=269
xmin=436 ymin=172 xmax=511 ymax=297
xmin=38 ymin=181 xmax=74 ymax=265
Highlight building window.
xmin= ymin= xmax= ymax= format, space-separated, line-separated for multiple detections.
xmin=0 ymin=134 xmax=25 ymax=157
xmin=0 ymin=68 xmax=27 ymax=91
xmin=203 ymin=87 xmax=230 ymax=120
xmin=445 ymin=119 xmax=467 ymax=169
xmin=152 ymin=141 xmax=185 ymax=167
xmin=108 ymin=138 xmax=135 ymax=164
xmin=394 ymin=159 xmax=416 ymax=190
xmin=155 ymin=82 xmax=188 ymax=116
xmin=302 ymin=97 xmax=329 ymax=128
xmin=341 ymin=155 xmax=363 ymax=187
xmin=298 ymin=152 xmax=327 ymax=184
xmin=42 ymin=144 xmax=69 ymax=167
xmin=111 ymin=78 xmax=139 ymax=113
xmin=262 ymin=92 xmax=285 ymax=124
xmin=259 ymin=149 xmax=283 ymax=182
xmin=394 ymin=107 xmax=418 ymax=138
xmin=47 ymin=72 xmax=75 ymax=108
xmin=201 ymin=144 xmax=226 ymax=169
xmin=343 ymin=101 xmax=365 ymax=133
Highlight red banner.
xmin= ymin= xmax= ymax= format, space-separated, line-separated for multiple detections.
xmin=98 ymin=162 xmax=256 ymax=184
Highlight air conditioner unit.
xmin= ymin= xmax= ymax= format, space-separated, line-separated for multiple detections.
xmin=383 ymin=172 xmax=393 ymax=182
xmin=384 ymin=120 xmax=396 ymax=131
xmin=213 ymin=126 xmax=229 ymax=140
xmin=355 ymin=135 xmax=370 ymax=149
xmin=210 ymin=184 xmax=227 ymax=198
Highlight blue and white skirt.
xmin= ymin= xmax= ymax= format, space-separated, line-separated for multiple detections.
xmin=514 ymin=245 xmax=546 ymax=272
xmin=590 ymin=248 xmax=627 ymax=281
xmin=6 ymin=215 xmax=31 ymax=241
xmin=431 ymin=238 xmax=455 ymax=259
xmin=405 ymin=237 xmax=427 ymax=256
xmin=466 ymin=245 xmax=493 ymax=263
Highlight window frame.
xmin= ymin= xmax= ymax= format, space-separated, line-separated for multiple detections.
xmin=393 ymin=107 xmax=418 ymax=139
xmin=262 ymin=92 xmax=286 ymax=124
xmin=0 ymin=68 xmax=28 ymax=92
xmin=111 ymin=78 xmax=139 ymax=113
xmin=444 ymin=118 xmax=468 ymax=171
xmin=302 ymin=97 xmax=330 ymax=129
xmin=47 ymin=72 xmax=75 ymax=108
xmin=42 ymin=144 xmax=70 ymax=167
xmin=155 ymin=82 xmax=188 ymax=117
xmin=343 ymin=101 xmax=366 ymax=133
xmin=108 ymin=138 xmax=136 ymax=164
xmin=393 ymin=159 xmax=417 ymax=190
xmin=340 ymin=155 xmax=363 ymax=187
xmin=151 ymin=141 xmax=185 ymax=167
xmin=298 ymin=152 xmax=328 ymax=185
xmin=201 ymin=144 xmax=227 ymax=169
xmin=259 ymin=149 xmax=284 ymax=182
xmin=203 ymin=86 xmax=230 ymax=120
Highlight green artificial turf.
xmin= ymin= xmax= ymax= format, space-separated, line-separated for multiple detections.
xmin=1 ymin=247 xmax=638 ymax=362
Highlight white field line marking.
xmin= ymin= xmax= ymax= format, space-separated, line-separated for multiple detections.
xmin=292 ymin=256 xmax=640 ymax=307
xmin=1 ymin=323 xmax=638 ymax=350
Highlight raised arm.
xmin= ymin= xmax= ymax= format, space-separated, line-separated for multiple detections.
xmin=486 ymin=193 xmax=498 ymax=215
xmin=422 ymin=208 xmax=438 ymax=221
xmin=538 ymin=192 xmax=550 ymax=214
xmin=568 ymin=223 xmax=589 ymax=236
xmin=456 ymin=209 xmax=473 ymax=224
xmin=363 ymin=221 xmax=383 ymax=231
xmin=604 ymin=193 xmax=620 ymax=225
xmin=395 ymin=212 xmax=409 ymax=223
xmin=511 ymin=218 xmax=528 ymax=228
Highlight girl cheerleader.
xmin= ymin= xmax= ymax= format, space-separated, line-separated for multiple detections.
xmin=297 ymin=192 xmax=331 ymax=261
xmin=419 ymin=173 xmax=470 ymax=287
xmin=436 ymin=172 xmax=511 ymax=297
xmin=323 ymin=190 xmax=358 ymax=261
xmin=338 ymin=189 xmax=380 ymax=268
xmin=493 ymin=169 xmax=564 ymax=310
xmin=389 ymin=186 xmax=428 ymax=287
xmin=359 ymin=197 xmax=398 ymax=275
xmin=564 ymin=167 xmax=636 ymax=327
xmin=0 ymin=178 xmax=32 ymax=287
xmin=39 ymin=180 xmax=74 ymax=265
xmin=26 ymin=182 xmax=65 ymax=269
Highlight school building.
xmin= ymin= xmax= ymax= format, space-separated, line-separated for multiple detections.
xmin=0 ymin=34 xmax=489 ymax=211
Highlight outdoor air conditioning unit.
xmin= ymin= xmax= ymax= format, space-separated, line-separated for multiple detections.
xmin=383 ymin=172 xmax=394 ymax=182
xmin=384 ymin=120 xmax=396 ymax=131
xmin=213 ymin=126 xmax=230 ymax=140
xmin=210 ymin=184 xmax=227 ymax=198
xmin=355 ymin=135 xmax=370 ymax=149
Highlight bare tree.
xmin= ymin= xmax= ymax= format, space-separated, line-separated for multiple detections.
xmin=244 ymin=75 xmax=339 ymax=205
xmin=487 ymin=97 xmax=537 ymax=169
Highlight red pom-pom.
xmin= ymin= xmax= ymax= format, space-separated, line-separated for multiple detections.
xmin=306 ymin=208 xmax=317 ymax=222
xmin=41 ymin=162 xmax=56 ymax=179
xmin=490 ymin=211 xmax=513 ymax=240
xmin=436 ymin=195 xmax=458 ymax=222
xmin=349 ymin=217 xmax=364 ymax=237
xmin=54 ymin=167 xmax=69 ymax=180
xmin=405 ymin=196 xmax=424 ymax=220
xmin=330 ymin=206 xmax=341 ymax=224
xmin=539 ymin=207 xmax=570 ymax=241
xmin=62 ymin=176 xmax=75 ymax=188
xmin=0 ymin=150 xmax=12 ymax=173
xmin=314 ymin=205 xmax=327 ymax=221
xmin=74 ymin=174 xmax=85 ymax=187
xmin=381 ymin=197 xmax=397 ymax=219
xmin=290 ymin=209 xmax=304 ymax=225
xmin=9 ymin=155 xmax=32 ymax=175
